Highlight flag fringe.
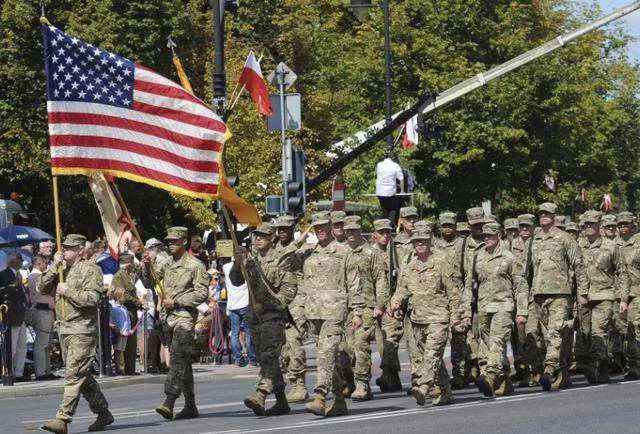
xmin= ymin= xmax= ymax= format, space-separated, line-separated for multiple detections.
xmin=53 ymin=167 xmax=219 ymax=200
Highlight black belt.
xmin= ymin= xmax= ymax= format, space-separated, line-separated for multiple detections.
xmin=34 ymin=303 xmax=52 ymax=311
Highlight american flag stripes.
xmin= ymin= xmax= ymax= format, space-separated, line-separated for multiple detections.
xmin=42 ymin=23 xmax=228 ymax=200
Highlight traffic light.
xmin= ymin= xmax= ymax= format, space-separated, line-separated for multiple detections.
xmin=286 ymin=148 xmax=306 ymax=216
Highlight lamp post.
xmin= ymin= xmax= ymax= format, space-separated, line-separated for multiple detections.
xmin=350 ymin=0 xmax=394 ymax=152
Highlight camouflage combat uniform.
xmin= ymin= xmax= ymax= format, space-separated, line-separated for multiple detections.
xmin=391 ymin=234 xmax=463 ymax=406
xmin=614 ymin=220 xmax=638 ymax=374
xmin=38 ymin=234 xmax=110 ymax=429
xmin=466 ymin=225 xmax=527 ymax=396
xmin=231 ymin=223 xmax=297 ymax=415
xmin=154 ymin=238 xmax=209 ymax=412
xmin=524 ymin=204 xmax=589 ymax=390
xmin=576 ymin=220 xmax=629 ymax=382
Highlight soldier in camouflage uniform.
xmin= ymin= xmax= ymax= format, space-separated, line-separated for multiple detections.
xmin=148 ymin=227 xmax=209 ymax=421
xmin=457 ymin=222 xmax=470 ymax=237
xmin=450 ymin=207 xmax=484 ymax=388
xmin=616 ymin=211 xmax=639 ymax=379
xmin=510 ymin=214 xmax=536 ymax=385
xmin=303 ymin=212 xmax=355 ymax=417
xmin=273 ymin=215 xmax=308 ymax=403
xmin=555 ymin=216 xmax=568 ymax=231
xmin=342 ymin=216 xmax=389 ymax=401
xmin=390 ymin=230 xmax=464 ymax=406
xmin=371 ymin=218 xmax=403 ymax=393
xmin=566 ymin=222 xmax=580 ymax=241
xmin=523 ymin=203 xmax=589 ymax=391
xmin=503 ymin=218 xmax=519 ymax=250
xmin=39 ymin=235 xmax=113 ymax=434
xmin=468 ymin=223 xmax=528 ymax=397
xmin=229 ymin=223 xmax=298 ymax=416
xmin=331 ymin=211 xmax=347 ymax=245
xmin=575 ymin=211 xmax=629 ymax=384
xmin=601 ymin=214 xmax=618 ymax=240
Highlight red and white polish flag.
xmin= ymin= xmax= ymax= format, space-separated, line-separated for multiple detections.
xmin=402 ymin=114 xmax=418 ymax=149
xmin=238 ymin=51 xmax=273 ymax=117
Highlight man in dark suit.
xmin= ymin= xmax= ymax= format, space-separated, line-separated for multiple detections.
xmin=0 ymin=252 xmax=29 ymax=383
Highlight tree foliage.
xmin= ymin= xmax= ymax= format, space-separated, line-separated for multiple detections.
xmin=0 ymin=0 xmax=638 ymax=238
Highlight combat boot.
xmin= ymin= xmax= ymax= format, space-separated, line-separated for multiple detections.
xmin=551 ymin=369 xmax=571 ymax=390
xmin=174 ymin=395 xmax=199 ymax=420
xmin=597 ymin=360 xmax=610 ymax=384
xmin=286 ymin=375 xmax=308 ymax=403
xmin=540 ymin=367 xmax=555 ymax=392
xmin=350 ymin=381 xmax=373 ymax=401
xmin=410 ymin=384 xmax=429 ymax=406
xmin=244 ymin=389 xmax=267 ymax=416
xmin=305 ymin=392 xmax=326 ymax=416
xmin=476 ymin=372 xmax=497 ymax=397
xmin=325 ymin=390 xmax=348 ymax=417
xmin=87 ymin=410 xmax=114 ymax=432
xmin=155 ymin=395 xmax=177 ymax=420
xmin=41 ymin=419 xmax=67 ymax=434
xmin=624 ymin=368 xmax=640 ymax=380
xmin=510 ymin=362 xmax=526 ymax=382
xmin=583 ymin=362 xmax=598 ymax=385
xmin=450 ymin=374 xmax=467 ymax=390
xmin=494 ymin=375 xmax=514 ymax=397
xmin=431 ymin=383 xmax=454 ymax=406
xmin=265 ymin=391 xmax=290 ymax=416
xmin=376 ymin=367 xmax=402 ymax=393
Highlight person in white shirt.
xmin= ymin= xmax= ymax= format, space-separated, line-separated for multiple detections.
xmin=28 ymin=254 xmax=59 ymax=380
xmin=375 ymin=153 xmax=404 ymax=226
xmin=223 ymin=260 xmax=256 ymax=367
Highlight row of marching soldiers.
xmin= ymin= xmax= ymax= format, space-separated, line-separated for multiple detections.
xmin=233 ymin=201 xmax=640 ymax=418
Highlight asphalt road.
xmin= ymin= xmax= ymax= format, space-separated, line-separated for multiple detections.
xmin=3 ymin=346 xmax=640 ymax=434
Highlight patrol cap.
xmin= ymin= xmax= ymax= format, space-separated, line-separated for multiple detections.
xmin=400 ymin=206 xmax=419 ymax=218
xmin=311 ymin=211 xmax=331 ymax=227
xmin=343 ymin=215 xmax=362 ymax=230
xmin=414 ymin=220 xmax=433 ymax=232
xmin=617 ymin=211 xmax=636 ymax=224
xmin=410 ymin=230 xmax=432 ymax=242
xmin=554 ymin=215 xmax=567 ymax=229
xmin=253 ymin=222 xmax=275 ymax=236
xmin=565 ymin=222 xmax=579 ymax=233
xmin=439 ymin=211 xmax=456 ymax=225
xmin=164 ymin=226 xmax=188 ymax=240
xmin=517 ymin=214 xmax=535 ymax=226
xmin=503 ymin=218 xmax=519 ymax=230
xmin=62 ymin=234 xmax=87 ymax=247
xmin=582 ymin=210 xmax=602 ymax=224
xmin=601 ymin=214 xmax=617 ymax=227
xmin=466 ymin=207 xmax=485 ymax=225
xmin=484 ymin=214 xmax=498 ymax=224
xmin=373 ymin=219 xmax=392 ymax=231
xmin=538 ymin=202 xmax=557 ymax=214
xmin=482 ymin=222 xmax=502 ymax=235
xmin=144 ymin=238 xmax=163 ymax=249
xmin=457 ymin=222 xmax=470 ymax=233
xmin=330 ymin=210 xmax=347 ymax=224
xmin=119 ymin=253 xmax=134 ymax=265
xmin=273 ymin=215 xmax=295 ymax=228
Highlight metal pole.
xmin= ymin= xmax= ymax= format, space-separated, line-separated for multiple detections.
xmin=280 ymin=69 xmax=289 ymax=212
xmin=329 ymin=0 xmax=640 ymax=153
xmin=143 ymin=311 xmax=147 ymax=374
xmin=382 ymin=0 xmax=393 ymax=152
xmin=212 ymin=0 xmax=227 ymax=117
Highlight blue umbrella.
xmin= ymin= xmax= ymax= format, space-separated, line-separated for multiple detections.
xmin=0 ymin=225 xmax=54 ymax=247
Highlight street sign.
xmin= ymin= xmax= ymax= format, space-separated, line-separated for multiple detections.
xmin=216 ymin=239 xmax=234 ymax=258
xmin=267 ymin=62 xmax=297 ymax=90
xmin=266 ymin=93 xmax=301 ymax=131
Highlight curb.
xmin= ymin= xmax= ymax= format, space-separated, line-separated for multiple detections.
xmin=0 ymin=370 xmax=238 ymax=399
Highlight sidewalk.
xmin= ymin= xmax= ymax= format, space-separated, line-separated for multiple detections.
xmin=0 ymin=362 xmax=259 ymax=399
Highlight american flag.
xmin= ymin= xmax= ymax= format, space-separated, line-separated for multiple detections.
xmin=42 ymin=23 xmax=227 ymax=200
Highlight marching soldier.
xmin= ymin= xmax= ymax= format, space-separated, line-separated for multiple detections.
xmin=148 ymin=227 xmax=209 ymax=421
xmin=389 ymin=229 xmax=464 ymax=406
xmin=302 ymin=212 xmax=354 ymax=417
xmin=602 ymin=214 xmax=618 ymax=240
xmin=566 ymin=222 xmax=580 ymax=241
xmin=230 ymin=223 xmax=298 ymax=416
xmin=331 ymin=211 xmax=347 ymax=245
xmin=342 ymin=216 xmax=389 ymax=401
xmin=39 ymin=235 xmax=113 ymax=434
xmin=523 ymin=203 xmax=589 ymax=391
xmin=371 ymin=218 xmax=403 ymax=392
xmin=575 ymin=211 xmax=629 ymax=384
xmin=468 ymin=223 xmax=528 ymax=397
xmin=273 ymin=215 xmax=308 ymax=403
xmin=616 ymin=211 xmax=639 ymax=379
xmin=503 ymin=218 xmax=519 ymax=249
